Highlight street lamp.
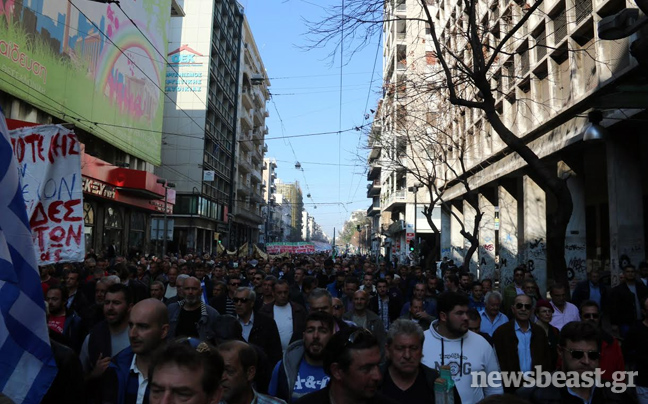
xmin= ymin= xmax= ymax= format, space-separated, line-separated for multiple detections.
xmin=407 ymin=183 xmax=423 ymax=254
xmin=156 ymin=179 xmax=175 ymax=258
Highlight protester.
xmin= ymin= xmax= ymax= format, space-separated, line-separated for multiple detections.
xmin=381 ymin=319 xmax=460 ymax=402
xmin=492 ymin=294 xmax=551 ymax=393
xmin=167 ymin=277 xmax=220 ymax=340
xmin=148 ymin=340 xmax=224 ymax=404
xmin=502 ymin=267 xmax=526 ymax=318
xmin=421 ymin=291 xmax=503 ymax=403
xmin=234 ymin=286 xmax=283 ymax=367
xmin=293 ymin=327 xmax=396 ymax=404
xmin=101 ymin=298 xmax=168 ymax=404
xmin=579 ymin=300 xmax=624 ymax=381
xmin=268 ymin=312 xmax=335 ymax=402
xmin=517 ymin=321 xmax=634 ymax=403
xmin=480 ymin=291 xmax=508 ymax=336
xmin=610 ymin=264 xmax=648 ymax=339
xmin=218 ymin=340 xmax=287 ymax=404
xmin=369 ymin=278 xmax=403 ymax=332
xmin=571 ymin=269 xmax=608 ymax=313
xmin=80 ymin=284 xmax=133 ymax=379
xmin=533 ymin=299 xmax=560 ymax=370
xmin=342 ymin=290 xmax=386 ymax=351
xmin=259 ymin=280 xmax=308 ymax=352
xmin=46 ymin=285 xmax=84 ymax=352
xmin=466 ymin=308 xmax=494 ymax=345
xmin=549 ymin=284 xmax=580 ymax=331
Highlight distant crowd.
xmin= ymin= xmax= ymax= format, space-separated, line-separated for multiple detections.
xmin=20 ymin=251 xmax=648 ymax=404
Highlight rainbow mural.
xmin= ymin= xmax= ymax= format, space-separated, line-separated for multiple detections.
xmin=0 ymin=0 xmax=171 ymax=165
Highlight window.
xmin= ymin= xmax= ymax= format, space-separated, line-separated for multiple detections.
xmin=129 ymin=212 xmax=146 ymax=252
xmin=103 ymin=206 xmax=123 ymax=253
xmin=84 ymin=202 xmax=95 ymax=251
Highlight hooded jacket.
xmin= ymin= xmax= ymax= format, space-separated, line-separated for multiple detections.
xmin=421 ymin=320 xmax=503 ymax=404
xmin=268 ymin=340 xmax=329 ymax=402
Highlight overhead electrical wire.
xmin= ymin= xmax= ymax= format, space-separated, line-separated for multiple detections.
xmin=67 ymin=0 xmax=229 ymax=155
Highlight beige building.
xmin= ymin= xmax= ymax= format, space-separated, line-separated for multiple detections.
xmin=371 ymin=0 xmax=648 ymax=292
xmin=233 ymin=16 xmax=271 ymax=249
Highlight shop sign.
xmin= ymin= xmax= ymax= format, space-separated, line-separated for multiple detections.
xmin=82 ymin=177 xmax=116 ymax=199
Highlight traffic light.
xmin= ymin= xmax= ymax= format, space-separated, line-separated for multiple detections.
xmin=409 ymin=240 xmax=415 ymax=251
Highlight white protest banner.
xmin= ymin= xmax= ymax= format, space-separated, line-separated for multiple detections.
xmin=9 ymin=125 xmax=84 ymax=265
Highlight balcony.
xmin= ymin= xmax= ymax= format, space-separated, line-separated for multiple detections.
xmin=239 ymin=130 xmax=253 ymax=151
xmin=242 ymin=86 xmax=253 ymax=109
xmin=253 ymin=108 xmax=265 ymax=125
xmin=238 ymin=155 xmax=253 ymax=173
xmin=367 ymin=165 xmax=381 ymax=181
xmin=237 ymin=179 xmax=252 ymax=195
xmin=250 ymin=168 xmax=262 ymax=183
xmin=367 ymin=202 xmax=380 ymax=217
xmin=381 ymin=189 xmax=406 ymax=212
xmin=367 ymin=179 xmax=381 ymax=197
xmin=235 ymin=205 xmax=263 ymax=224
xmin=241 ymin=108 xmax=253 ymax=131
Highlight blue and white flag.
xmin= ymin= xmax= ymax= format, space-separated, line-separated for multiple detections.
xmin=0 ymin=108 xmax=57 ymax=403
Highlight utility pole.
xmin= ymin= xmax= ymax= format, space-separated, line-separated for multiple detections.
xmin=156 ymin=179 xmax=175 ymax=258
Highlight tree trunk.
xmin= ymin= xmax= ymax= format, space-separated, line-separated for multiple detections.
xmin=481 ymin=93 xmax=573 ymax=284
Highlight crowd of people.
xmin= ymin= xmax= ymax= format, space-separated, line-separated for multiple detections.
xmin=24 ymin=251 xmax=648 ymax=404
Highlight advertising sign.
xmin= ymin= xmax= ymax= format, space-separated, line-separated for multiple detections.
xmin=0 ymin=1 xmax=171 ymax=164
xmin=10 ymin=125 xmax=84 ymax=264
xmin=266 ymin=242 xmax=316 ymax=255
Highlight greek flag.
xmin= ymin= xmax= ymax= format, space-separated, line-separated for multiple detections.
xmin=0 ymin=108 xmax=57 ymax=403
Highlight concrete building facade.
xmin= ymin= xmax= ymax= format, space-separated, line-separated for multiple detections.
xmin=232 ymin=17 xmax=271 ymax=250
xmin=158 ymin=0 xmax=243 ymax=253
xmin=372 ymin=0 xmax=648 ymax=292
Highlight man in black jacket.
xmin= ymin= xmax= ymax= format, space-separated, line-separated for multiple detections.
xmin=517 ymin=321 xmax=634 ymax=403
xmin=610 ymin=264 xmax=648 ymax=339
xmin=380 ymin=319 xmax=460 ymax=403
xmin=234 ymin=287 xmax=283 ymax=367
xmin=571 ymin=269 xmax=609 ymax=313
xmin=369 ymin=279 xmax=402 ymax=332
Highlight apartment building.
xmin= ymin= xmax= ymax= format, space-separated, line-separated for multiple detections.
xmin=369 ymin=0 xmax=440 ymax=265
xmin=232 ymin=17 xmax=271 ymax=250
xmin=373 ymin=0 xmax=648 ymax=291
xmin=159 ymin=0 xmax=243 ymax=253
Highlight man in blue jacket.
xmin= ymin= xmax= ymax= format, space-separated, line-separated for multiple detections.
xmin=268 ymin=312 xmax=335 ymax=402
xmin=101 ymin=298 xmax=169 ymax=404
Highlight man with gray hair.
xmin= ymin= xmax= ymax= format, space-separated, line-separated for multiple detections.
xmin=480 ymin=291 xmax=509 ymax=336
xmin=166 ymin=274 xmax=189 ymax=306
xmin=234 ymin=286 xmax=283 ymax=366
xmin=381 ymin=319 xmax=459 ymax=402
xmin=84 ymin=275 xmax=122 ymax=329
xmin=167 ymin=277 xmax=220 ymax=340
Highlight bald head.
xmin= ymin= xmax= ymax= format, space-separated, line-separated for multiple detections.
xmin=129 ymin=298 xmax=169 ymax=355
xmin=131 ymin=298 xmax=169 ymax=326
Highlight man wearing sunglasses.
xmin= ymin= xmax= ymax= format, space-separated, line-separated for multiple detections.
xmin=234 ymin=287 xmax=283 ymax=367
xmin=493 ymin=294 xmax=551 ymax=393
xmin=579 ymin=300 xmax=624 ymax=382
xmin=293 ymin=327 xmax=397 ymax=404
xmin=517 ymin=321 xmax=634 ymax=403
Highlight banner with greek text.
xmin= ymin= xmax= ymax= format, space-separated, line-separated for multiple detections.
xmin=266 ymin=242 xmax=316 ymax=255
xmin=10 ymin=125 xmax=84 ymax=265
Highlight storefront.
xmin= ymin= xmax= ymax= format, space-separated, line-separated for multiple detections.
xmin=82 ymin=153 xmax=175 ymax=258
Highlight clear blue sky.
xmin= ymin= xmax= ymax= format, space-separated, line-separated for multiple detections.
xmin=242 ymin=0 xmax=383 ymax=240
